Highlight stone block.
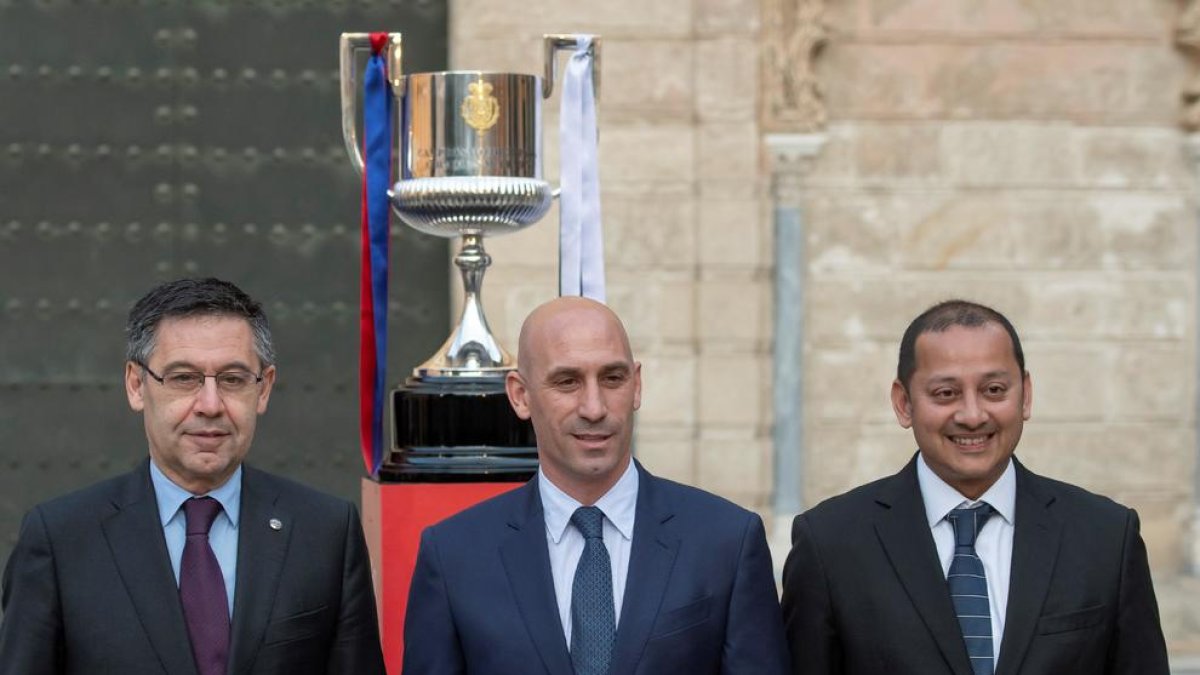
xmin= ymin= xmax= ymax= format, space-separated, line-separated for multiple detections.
xmin=698 ymin=122 xmax=760 ymax=181
xmin=602 ymin=39 xmax=694 ymax=122
xmin=1020 ymin=342 xmax=1112 ymax=422
xmin=607 ymin=276 xmax=695 ymax=349
xmin=1111 ymin=493 xmax=1189 ymax=576
xmin=1079 ymin=128 xmax=1193 ymax=190
xmin=1111 ymin=343 xmax=1195 ymax=422
xmin=1022 ymin=277 xmax=1192 ymax=341
xmin=603 ymin=193 xmax=697 ymax=270
xmin=854 ymin=124 xmax=944 ymax=184
xmin=698 ymin=276 xmax=771 ymax=345
xmin=695 ymin=0 xmax=759 ymax=36
xmin=820 ymin=44 xmax=1180 ymax=125
xmin=1006 ymin=195 xmax=1108 ymax=270
xmin=452 ymin=0 xmax=692 ymax=38
xmin=697 ymin=437 xmax=771 ymax=502
xmin=638 ymin=353 xmax=698 ymax=427
xmin=698 ymin=198 xmax=768 ymax=268
xmin=1092 ymin=194 xmax=1195 ymax=272
xmin=803 ymin=423 xmax=914 ymax=506
xmin=805 ymin=274 xmax=1030 ymax=346
xmin=839 ymin=0 xmax=1173 ymax=36
xmin=895 ymin=193 xmax=1015 ymax=269
xmin=1017 ymin=424 xmax=1194 ymax=495
xmin=805 ymin=343 xmax=897 ymax=423
xmin=597 ymin=123 xmax=696 ymax=190
xmin=695 ymin=37 xmax=759 ymax=122
xmin=698 ymin=353 xmax=768 ymax=427
xmin=941 ymin=122 xmax=1080 ymax=187
xmin=634 ymin=432 xmax=697 ymax=484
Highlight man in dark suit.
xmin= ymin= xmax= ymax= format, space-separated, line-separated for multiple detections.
xmin=781 ymin=299 xmax=1169 ymax=675
xmin=0 ymin=278 xmax=385 ymax=675
xmin=402 ymin=296 xmax=789 ymax=675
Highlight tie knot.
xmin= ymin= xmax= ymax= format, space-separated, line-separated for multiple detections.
xmin=571 ymin=506 xmax=605 ymax=540
xmin=946 ymin=503 xmax=994 ymax=548
xmin=184 ymin=497 xmax=223 ymax=537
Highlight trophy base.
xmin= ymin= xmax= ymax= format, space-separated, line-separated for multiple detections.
xmin=380 ymin=375 xmax=538 ymax=483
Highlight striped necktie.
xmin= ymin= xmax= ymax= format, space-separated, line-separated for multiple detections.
xmin=946 ymin=504 xmax=995 ymax=675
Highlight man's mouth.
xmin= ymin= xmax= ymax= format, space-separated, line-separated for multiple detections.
xmin=949 ymin=433 xmax=992 ymax=449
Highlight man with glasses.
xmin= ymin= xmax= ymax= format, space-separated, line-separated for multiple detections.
xmin=0 ymin=278 xmax=385 ymax=675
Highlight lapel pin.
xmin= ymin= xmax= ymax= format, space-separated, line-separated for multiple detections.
xmin=269 ymin=518 xmax=283 ymax=531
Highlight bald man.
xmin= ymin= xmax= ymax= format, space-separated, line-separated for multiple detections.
xmin=402 ymin=298 xmax=789 ymax=675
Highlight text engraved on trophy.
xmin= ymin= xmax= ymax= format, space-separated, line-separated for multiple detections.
xmin=414 ymin=146 xmax=536 ymax=175
xmin=461 ymin=80 xmax=500 ymax=133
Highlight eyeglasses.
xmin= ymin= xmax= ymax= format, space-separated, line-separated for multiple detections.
xmin=138 ymin=363 xmax=264 ymax=395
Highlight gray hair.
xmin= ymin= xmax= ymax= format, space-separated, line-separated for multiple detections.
xmin=125 ymin=278 xmax=275 ymax=368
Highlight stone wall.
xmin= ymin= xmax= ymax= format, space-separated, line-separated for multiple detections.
xmin=450 ymin=0 xmax=776 ymax=508
xmin=451 ymin=0 xmax=1200 ymax=661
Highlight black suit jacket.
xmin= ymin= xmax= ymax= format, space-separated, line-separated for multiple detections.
xmin=780 ymin=456 xmax=1169 ymax=675
xmin=0 ymin=460 xmax=385 ymax=675
xmin=402 ymin=462 xmax=790 ymax=675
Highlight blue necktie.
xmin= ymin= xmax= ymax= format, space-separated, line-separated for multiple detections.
xmin=946 ymin=504 xmax=996 ymax=675
xmin=570 ymin=506 xmax=614 ymax=675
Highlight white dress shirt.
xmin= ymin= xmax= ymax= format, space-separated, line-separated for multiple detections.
xmin=538 ymin=459 xmax=638 ymax=645
xmin=916 ymin=454 xmax=1015 ymax=664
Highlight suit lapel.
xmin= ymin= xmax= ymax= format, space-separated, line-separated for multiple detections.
xmin=994 ymin=461 xmax=1061 ymax=675
xmin=609 ymin=466 xmax=679 ymax=674
xmin=227 ymin=466 xmax=292 ymax=674
xmin=499 ymin=479 xmax=574 ymax=675
xmin=872 ymin=458 xmax=974 ymax=675
xmin=101 ymin=461 xmax=199 ymax=675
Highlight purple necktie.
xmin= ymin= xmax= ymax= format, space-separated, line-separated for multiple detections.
xmin=180 ymin=497 xmax=229 ymax=675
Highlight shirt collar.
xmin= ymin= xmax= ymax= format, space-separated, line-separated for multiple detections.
xmin=539 ymin=459 xmax=638 ymax=544
xmin=149 ymin=460 xmax=242 ymax=529
xmin=916 ymin=453 xmax=1015 ymax=528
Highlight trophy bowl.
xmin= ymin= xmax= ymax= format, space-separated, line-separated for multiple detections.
xmin=341 ymin=33 xmax=599 ymax=478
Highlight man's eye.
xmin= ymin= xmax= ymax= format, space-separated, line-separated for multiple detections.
xmin=166 ymin=372 xmax=202 ymax=386
xmin=985 ymin=384 xmax=1007 ymax=397
xmin=932 ymin=389 xmax=956 ymax=400
xmin=218 ymin=372 xmax=252 ymax=387
xmin=602 ymin=373 xmax=627 ymax=386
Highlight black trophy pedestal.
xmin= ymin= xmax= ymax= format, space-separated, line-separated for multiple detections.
xmin=378 ymin=376 xmax=538 ymax=482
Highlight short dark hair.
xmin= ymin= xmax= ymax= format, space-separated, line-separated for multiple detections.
xmin=897 ymin=299 xmax=1024 ymax=389
xmin=125 ymin=278 xmax=275 ymax=367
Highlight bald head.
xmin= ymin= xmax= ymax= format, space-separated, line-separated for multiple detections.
xmin=516 ymin=296 xmax=633 ymax=376
xmin=506 ymin=296 xmax=641 ymax=504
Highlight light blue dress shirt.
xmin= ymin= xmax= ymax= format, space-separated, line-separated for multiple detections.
xmin=149 ymin=460 xmax=240 ymax=617
xmin=538 ymin=459 xmax=638 ymax=645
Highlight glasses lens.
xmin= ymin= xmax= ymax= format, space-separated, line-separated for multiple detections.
xmin=163 ymin=372 xmax=204 ymax=391
xmin=215 ymin=371 xmax=256 ymax=391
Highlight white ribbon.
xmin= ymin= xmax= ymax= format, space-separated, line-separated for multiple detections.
xmin=558 ymin=36 xmax=605 ymax=302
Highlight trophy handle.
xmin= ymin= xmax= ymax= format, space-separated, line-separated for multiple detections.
xmin=339 ymin=32 xmax=403 ymax=176
xmin=542 ymin=34 xmax=601 ymax=100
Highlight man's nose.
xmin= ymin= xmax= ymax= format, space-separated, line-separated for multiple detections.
xmin=191 ymin=377 xmax=224 ymax=416
xmin=577 ymin=379 xmax=607 ymax=422
xmin=953 ymin=392 xmax=987 ymax=427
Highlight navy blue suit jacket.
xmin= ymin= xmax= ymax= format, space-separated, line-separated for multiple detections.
xmin=0 ymin=460 xmax=385 ymax=675
xmin=403 ymin=462 xmax=790 ymax=674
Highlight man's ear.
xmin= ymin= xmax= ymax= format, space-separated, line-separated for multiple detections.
xmin=256 ymin=365 xmax=277 ymax=414
xmin=890 ymin=379 xmax=914 ymax=429
xmin=125 ymin=361 xmax=146 ymax=412
xmin=505 ymin=370 xmax=532 ymax=420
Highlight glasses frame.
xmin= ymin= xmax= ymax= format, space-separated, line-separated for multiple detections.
xmin=137 ymin=362 xmax=265 ymax=394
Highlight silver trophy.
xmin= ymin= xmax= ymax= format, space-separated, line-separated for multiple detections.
xmin=340 ymin=33 xmax=601 ymax=380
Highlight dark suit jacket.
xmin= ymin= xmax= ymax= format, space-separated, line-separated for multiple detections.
xmin=402 ymin=462 xmax=790 ymax=675
xmin=780 ymin=455 xmax=1169 ymax=675
xmin=0 ymin=460 xmax=385 ymax=675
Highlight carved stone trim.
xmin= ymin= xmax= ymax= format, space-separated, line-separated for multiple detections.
xmin=762 ymin=0 xmax=827 ymax=133
xmin=1176 ymin=0 xmax=1200 ymax=130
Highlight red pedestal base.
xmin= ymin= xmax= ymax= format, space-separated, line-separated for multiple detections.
xmin=362 ymin=479 xmax=523 ymax=674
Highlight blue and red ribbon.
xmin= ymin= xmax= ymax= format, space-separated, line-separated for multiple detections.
xmin=359 ymin=32 xmax=391 ymax=475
